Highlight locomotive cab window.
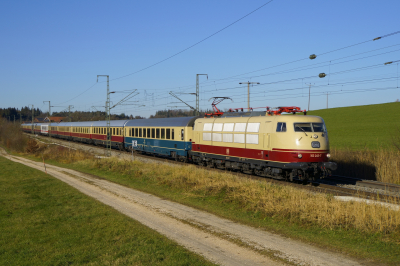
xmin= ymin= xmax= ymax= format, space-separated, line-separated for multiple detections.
xmin=312 ymin=123 xmax=326 ymax=132
xmin=276 ymin=122 xmax=286 ymax=132
xmin=294 ymin=123 xmax=326 ymax=132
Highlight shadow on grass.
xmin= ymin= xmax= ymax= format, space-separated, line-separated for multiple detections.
xmin=334 ymin=160 xmax=377 ymax=181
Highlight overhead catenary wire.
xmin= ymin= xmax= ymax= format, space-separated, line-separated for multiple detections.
xmin=58 ymin=30 xmax=400 ymax=109
xmin=56 ymin=27 xmax=400 ymax=116
xmin=109 ymin=0 xmax=276 ymax=82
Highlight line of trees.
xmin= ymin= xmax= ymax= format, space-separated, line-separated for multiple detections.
xmin=0 ymin=107 xmax=43 ymax=122
xmin=1 ymin=106 xmax=217 ymax=122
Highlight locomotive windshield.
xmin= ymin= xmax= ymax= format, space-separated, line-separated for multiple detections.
xmin=294 ymin=123 xmax=326 ymax=132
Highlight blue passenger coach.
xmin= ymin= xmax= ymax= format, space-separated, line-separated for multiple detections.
xmin=124 ymin=117 xmax=197 ymax=160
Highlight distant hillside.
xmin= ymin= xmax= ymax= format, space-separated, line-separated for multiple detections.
xmin=308 ymin=102 xmax=400 ymax=150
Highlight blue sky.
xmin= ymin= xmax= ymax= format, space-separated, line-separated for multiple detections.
xmin=1 ymin=0 xmax=399 ymax=118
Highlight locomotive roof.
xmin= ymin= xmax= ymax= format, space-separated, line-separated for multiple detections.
xmin=198 ymin=114 xmax=324 ymax=123
xmin=125 ymin=117 xmax=198 ymax=127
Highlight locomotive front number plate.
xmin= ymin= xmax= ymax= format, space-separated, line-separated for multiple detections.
xmin=311 ymin=141 xmax=320 ymax=148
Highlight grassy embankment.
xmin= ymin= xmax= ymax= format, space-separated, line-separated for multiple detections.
xmin=309 ymin=102 xmax=400 ymax=183
xmin=0 ymin=157 xmax=214 ymax=266
xmin=20 ymin=141 xmax=400 ymax=265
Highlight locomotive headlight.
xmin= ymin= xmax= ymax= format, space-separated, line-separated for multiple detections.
xmin=298 ymin=153 xmax=303 ymax=159
xmin=326 ymin=153 xmax=331 ymax=159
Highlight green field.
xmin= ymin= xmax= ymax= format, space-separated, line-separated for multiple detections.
xmin=0 ymin=156 xmax=214 ymax=266
xmin=308 ymin=102 xmax=400 ymax=150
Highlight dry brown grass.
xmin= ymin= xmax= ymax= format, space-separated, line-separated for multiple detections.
xmin=0 ymin=119 xmax=28 ymax=152
xmin=332 ymin=148 xmax=400 ymax=184
xmin=80 ymin=158 xmax=400 ymax=234
xmin=24 ymin=139 xmax=94 ymax=163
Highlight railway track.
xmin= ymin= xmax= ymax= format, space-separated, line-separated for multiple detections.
xmin=321 ymin=175 xmax=400 ymax=193
xmin=28 ymin=134 xmax=400 ymax=205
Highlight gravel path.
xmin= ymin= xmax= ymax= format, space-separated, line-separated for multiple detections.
xmin=1 ymin=148 xmax=363 ymax=266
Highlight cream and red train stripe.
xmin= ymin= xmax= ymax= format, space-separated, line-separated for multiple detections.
xmin=192 ymin=143 xmax=329 ymax=163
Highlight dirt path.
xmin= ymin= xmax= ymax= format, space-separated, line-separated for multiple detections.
xmin=1 ymin=150 xmax=362 ymax=266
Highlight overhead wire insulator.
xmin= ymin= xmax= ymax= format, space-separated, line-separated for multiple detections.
xmin=319 ymin=73 xmax=326 ymax=78
xmin=373 ymin=37 xmax=381 ymax=41
xmin=309 ymin=54 xmax=317 ymax=60
xmin=384 ymin=61 xmax=393 ymax=65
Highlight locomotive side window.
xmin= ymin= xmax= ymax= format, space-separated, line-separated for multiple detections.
xmin=223 ymin=123 xmax=234 ymax=132
xmin=276 ymin=122 xmax=286 ymax=132
xmin=234 ymin=123 xmax=246 ymax=132
xmin=247 ymin=123 xmax=260 ymax=133
xmin=212 ymin=133 xmax=222 ymax=142
xmin=246 ymin=134 xmax=259 ymax=144
xmin=203 ymin=133 xmax=211 ymax=141
xmin=234 ymin=134 xmax=245 ymax=143
xmin=213 ymin=123 xmax=223 ymax=131
xmin=203 ymin=123 xmax=213 ymax=131
xmin=223 ymin=134 xmax=233 ymax=142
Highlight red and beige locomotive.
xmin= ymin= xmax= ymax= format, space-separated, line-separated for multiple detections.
xmin=190 ymin=106 xmax=336 ymax=181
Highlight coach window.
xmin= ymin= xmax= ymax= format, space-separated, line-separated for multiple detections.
xmin=139 ymin=128 xmax=142 ymax=137
xmin=166 ymin=129 xmax=170 ymax=139
xmin=151 ymin=128 xmax=155 ymax=138
xmin=276 ymin=122 xmax=286 ymax=132
xmin=147 ymin=128 xmax=151 ymax=138
xmin=181 ymin=129 xmax=184 ymax=140
xmin=156 ymin=128 xmax=160 ymax=139
xmin=161 ymin=129 xmax=165 ymax=139
xmin=143 ymin=128 xmax=147 ymax=138
xmin=172 ymin=129 xmax=175 ymax=140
